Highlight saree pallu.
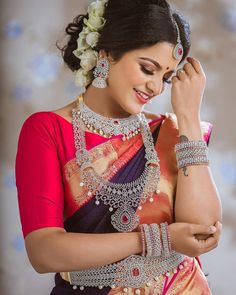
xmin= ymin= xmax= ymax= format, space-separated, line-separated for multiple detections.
xmin=17 ymin=111 xmax=209 ymax=295
xmin=49 ymin=112 xmax=213 ymax=295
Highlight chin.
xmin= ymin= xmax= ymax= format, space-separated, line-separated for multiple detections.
xmin=126 ymin=105 xmax=144 ymax=116
xmin=119 ymin=94 xmax=144 ymax=116
xmin=124 ymin=92 xmax=146 ymax=115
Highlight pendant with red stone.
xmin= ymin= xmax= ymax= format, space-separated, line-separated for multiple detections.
xmin=111 ymin=205 xmax=140 ymax=232
xmin=125 ymin=257 xmax=145 ymax=290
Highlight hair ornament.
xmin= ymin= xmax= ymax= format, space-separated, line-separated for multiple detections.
xmin=73 ymin=0 xmax=108 ymax=87
xmin=171 ymin=16 xmax=184 ymax=60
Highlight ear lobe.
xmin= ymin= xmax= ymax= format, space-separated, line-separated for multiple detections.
xmin=98 ymin=49 xmax=107 ymax=58
xmin=99 ymin=50 xmax=115 ymax=63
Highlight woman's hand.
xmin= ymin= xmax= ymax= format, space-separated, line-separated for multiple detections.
xmin=169 ymin=221 xmax=222 ymax=257
xmin=171 ymin=57 xmax=206 ymax=122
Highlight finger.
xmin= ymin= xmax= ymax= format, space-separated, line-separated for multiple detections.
xmin=172 ymin=76 xmax=179 ymax=83
xmin=212 ymin=221 xmax=222 ymax=242
xmin=177 ymin=69 xmax=186 ymax=77
xmin=205 ymin=234 xmax=221 ymax=252
xmin=187 ymin=57 xmax=204 ymax=75
xmin=214 ymin=221 xmax=222 ymax=231
xmin=214 ymin=221 xmax=223 ymax=229
xmin=183 ymin=63 xmax=196 ymax=77
xmin=175 ymin=69 xmax=186 ymax=81
xmin=199 ymin=223 xmax=222 ymax=252
xmin=198 ymin=236 xmax=218 ymax=252
xmin=190 ymin=224 xmax=216 ymax=235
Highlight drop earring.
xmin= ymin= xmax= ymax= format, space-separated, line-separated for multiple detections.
xmin=92 ymin=57 xmax=110 ymax=88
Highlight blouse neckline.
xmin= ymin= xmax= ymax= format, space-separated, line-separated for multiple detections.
xmin=49 ymin=111 xmax=164 ymax=126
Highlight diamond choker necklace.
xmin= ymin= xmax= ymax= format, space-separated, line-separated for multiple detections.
xmin=78 ymin=97 xmax=141 ymax=141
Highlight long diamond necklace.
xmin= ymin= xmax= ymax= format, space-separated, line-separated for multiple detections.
xmin=72 ymin=94 xmax=161 ymax=232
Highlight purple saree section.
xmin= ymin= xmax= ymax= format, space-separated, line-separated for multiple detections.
xmin=50 ymin=123 xmax=161 ymax=295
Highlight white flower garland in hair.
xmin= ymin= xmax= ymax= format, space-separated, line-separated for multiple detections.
xmin=73 ymin=0 xmax=108 ymax=87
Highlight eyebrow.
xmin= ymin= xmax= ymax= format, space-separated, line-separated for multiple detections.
xmin=139 ymin=57 xmax=175 ymax=74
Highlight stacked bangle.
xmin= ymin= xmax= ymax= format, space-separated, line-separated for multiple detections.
xmin=175 ymin=140 xmax=209 ymax=169
xmin=139 ymin=222 xmax=171 ymax=258
xmin=160 ymin=222 xmax=171 ymax=258
xmin=139 ymin=224 xmax=146 ymax=257
xmin=143 ymin=224 xmax=152 ymax=256
xmin=150 ymin=223 xmax=162 ymax=257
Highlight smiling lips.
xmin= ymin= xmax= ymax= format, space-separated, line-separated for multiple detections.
xmin=134 ymin=88 xmax=152 ymax=104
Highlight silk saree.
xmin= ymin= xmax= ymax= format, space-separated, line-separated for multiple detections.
xmin=15 ymin=111 xmax=213 ymax=295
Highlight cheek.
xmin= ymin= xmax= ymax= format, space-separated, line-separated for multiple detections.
xmin=160 ymin=83 xmax=166 ymax=94
xmin=124 ymin=65 xmax=146 ymax=86
xmin=130 ymin=73 xmax=145 ymax=85
xmin=111 ymin=62 xmax=144 ymax=86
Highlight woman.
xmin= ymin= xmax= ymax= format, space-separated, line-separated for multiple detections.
xmin=15 ymin=0 xmax=222 ymax=294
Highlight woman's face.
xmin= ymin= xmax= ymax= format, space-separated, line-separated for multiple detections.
xmin=105 ymin=42 xmax=180 ymax=115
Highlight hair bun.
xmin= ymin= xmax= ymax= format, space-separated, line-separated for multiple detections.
xmin=106 ymin=0 xmax=170 ymax=11
xmin=155 ymin=0 xmax=170 ymax=9
xmin=142 ymin=0 xmax=170 ymax=9
xmin=105 ymin=0 xmax=170 ymax=21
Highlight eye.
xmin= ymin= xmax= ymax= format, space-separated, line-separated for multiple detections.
xmin=163 ymin=78 xmax=172 ymax=84
xmin=140 ymin=65 xmax=154 ymax=75
xmin=140 ymin=64 xmax=173 ymax=84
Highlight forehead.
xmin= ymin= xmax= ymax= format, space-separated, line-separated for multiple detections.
xmin=127 ymin=42 xmax=180 ymax=71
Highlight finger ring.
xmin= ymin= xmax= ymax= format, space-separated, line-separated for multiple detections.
xmin=177 ymin=69 xmax=185 ymax=75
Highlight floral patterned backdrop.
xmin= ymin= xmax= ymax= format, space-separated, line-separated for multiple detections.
xmin=0 ymin=0 xmax=235 ymax=294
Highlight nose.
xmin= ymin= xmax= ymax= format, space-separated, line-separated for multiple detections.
xmin=146 ymin=79 xmax=163 ymax=96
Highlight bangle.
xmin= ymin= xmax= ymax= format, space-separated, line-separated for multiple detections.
xmin=139 ymin=223 xmax=171 ymax=258
xmin=150 ymin=223 xmax=162 ymax=257
xmin=139 ymin=225 xmax=146 ymax=256
xmin=142 ymin=224 xmax=152 ymax=257
xmin=160 ymin=222 xmax=171 ymax=258
xmin=175 ymin=140 xmax=209 ymax=169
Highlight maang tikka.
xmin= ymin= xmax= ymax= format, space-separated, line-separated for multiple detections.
xmin=171 ymin=16 xmax=184 ymax=60
xmin=92 ymin=57 xmax=110 ymax=88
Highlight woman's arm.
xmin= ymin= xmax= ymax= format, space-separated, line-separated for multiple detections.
xmin=25 ymin=228 xmax=142 ymax=273
xmin=171 ymin=57 xmax=222 ymax=228
xmin=174 ymin=118 xmax=222 ymax=226
xmin=25 ymin=222 xmax=220 ymax=274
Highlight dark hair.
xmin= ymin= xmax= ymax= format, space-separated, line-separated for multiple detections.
xmin=60 ymin=0 xmax=191 ymax=72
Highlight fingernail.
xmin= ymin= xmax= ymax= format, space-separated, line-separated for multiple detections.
xmin=209 ymin=226 xmax=216 ymax=233
xmin=216 ymin=221 xmax=222 ymax=227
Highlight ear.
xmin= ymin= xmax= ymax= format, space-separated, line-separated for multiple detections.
xmin=99 ymin=49 xmax=115 ymax=63
xmin=98 ymin=49 xmax=107 ymax=58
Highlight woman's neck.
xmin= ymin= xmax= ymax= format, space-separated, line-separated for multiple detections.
xmin=82 ymin=86 xmax=130 ymax=119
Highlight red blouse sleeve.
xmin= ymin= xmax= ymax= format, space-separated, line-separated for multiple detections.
xmin=15 ymin=113 xmax=64 ymax=238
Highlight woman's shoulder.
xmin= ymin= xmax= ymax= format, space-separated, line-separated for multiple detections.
xmin=18 ymin=112 xmax=58 ymax=145
xmin=22 ymin=100 xmax=77 ymax=128
xmin=49 ymin=100 xmax=77 ymax=124
xmin=23 ymin=111 xmax=54 ymax=125
xmin=18 ymin=101 xmax=76 ymax=145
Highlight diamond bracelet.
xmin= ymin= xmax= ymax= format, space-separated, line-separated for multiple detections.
xmin=139 ymin=222 xmax=171 ymax=258
xmin=175 ymin=140 xmax=209 ymax=169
